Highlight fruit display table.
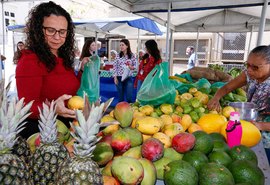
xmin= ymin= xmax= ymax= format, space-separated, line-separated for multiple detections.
xmin=155 ymin=141 xmax=270 ymax=185
xmin=99 ymin=70 xmax=137 ymax=106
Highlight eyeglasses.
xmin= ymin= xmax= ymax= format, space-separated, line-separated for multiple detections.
xmin=245 ymin=61 xmax=270 ymax=71
xmin=42 ymin=26 xmax=68 ymax=38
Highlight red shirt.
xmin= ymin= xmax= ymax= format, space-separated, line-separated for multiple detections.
xmin=137 ymin=55 xmax=162 ymax=81
xmin=16 ymin=50 xmax=81 ymax=119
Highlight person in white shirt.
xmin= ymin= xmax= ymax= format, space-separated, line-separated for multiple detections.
xmin=186 ymin=46 xmax=198 ymax=70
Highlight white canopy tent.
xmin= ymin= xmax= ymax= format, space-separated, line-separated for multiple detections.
xmin=102 ymin=0 xmax=270 ymax=71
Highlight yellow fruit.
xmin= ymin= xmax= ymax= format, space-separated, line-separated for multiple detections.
xmin=171 ymin=113 xmax=181 ymax=123
xmin=153 ymin=132 xmax=171 ymax=148
xmin=160 ymin=115 xmax=173 ymax=126
xmin=180 ymin=93 xmax=193 ymax=100
xmin=67 ymin=96 xmax=84 ymax=110
xmin=180 ymin=114 xmax=192 ymax=131
xmin=102 ymin=124 xmax=120 ymax=135
xmin=209 ymin=110 xmax=219 ymax=114
xmin=101 ymin=115 xmax=115 ymax=123
xmin=197 ymin=114 xmax=227 ymax=134
xmin=222 ymin=106 xmax=235 ymax=118
xmin=139 ymin=105 xmax=154 ymax=116
xmin=189 ymin=87 xmax=198 ymax=94
xmin=133 ymin=110 xmax=145 ymax=118
xmin=160 ymin=104 xmax=173 ymax=115
xmin=109 ymin=110 xmax=114 ymax=118
xmin=131 ymin=116 xmax=144 ymax=128
xmin=220 ymin=120 xmax=261 ymax=147
xmin=142 ymin=134 xmax=152 ymax=142
xmin=175 ymin=106 xmax=183 ymax=113
xmin=135 ymin=116 xmax=161 ymax=135
xmin=162 ymin=123 xmax=184 ymax=140
xmin=193 ymin=91 xmax=203 ymax=97
xmin=197 ymin=94 xmax=209 ymax=105
xmin=187 ymin=123 xmax=203 ymax=133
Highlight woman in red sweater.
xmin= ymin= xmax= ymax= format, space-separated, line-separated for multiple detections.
xmin=135 ymin=39 xmax=162 ymax=92
xmin=16 ymin=2 xmax=83 ymax=139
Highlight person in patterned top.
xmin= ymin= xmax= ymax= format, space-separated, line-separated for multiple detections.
xmin=207 ymin=45 xmax=270 ymax=164
xmin=113 ymin=39 xmax=137 ymax=103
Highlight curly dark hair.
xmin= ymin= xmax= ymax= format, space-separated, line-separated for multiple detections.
xmin=80 ymin=39 xmax=95 ymax=61
xmin=25 ymin=1 xmax=75 ymax=71
xmin=119 ymin=39 xmax=133 ymax=59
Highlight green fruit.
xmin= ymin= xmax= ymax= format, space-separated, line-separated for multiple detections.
xmin=114 ymin=102 xmax=133 ymax=127
xmin=153 ymin=157 xmax=172 ymax=180
xmin=228 ymin=145 xmax=258 ymax=165
xmin=138 ymin=158 xmax=157 ymax=185
xmin=199 ymin=163 xmax=235 ymax=185
xmin=183 ymin=105 xmax=193 ymax=114
xmin=229 ymin=160 xmax=264 ymax=185
xmin=209 ymin=132 xmax=226 ymax=142
xmin=192 ymin=131 xmax=214 ymax=154
xmin=92 ymin=142 xmax=114 ymax=166
xmin=122 ymin=146 xmax=142 ymax=159
xmin=155 ymin=107 xmax=163 ymax=116
xmin=208 ymin=151 xmax=233 ymax=167
xmin=190 ymin=98 xmax=202 ymax=108
xmin=123 ymin=127 xmax=143 ymax=147
xmin=212 ymin=140 xmax=230 ymax=153
xmin=111 ymin=156 xmax=144 ymax=184
xmin=163 ymin=148 xmax=183 ymax=161
xmin=164 ymin=160 xmax=198 ymax=185
xmin=182 ymin=151 xmax=208 ymax=172
xmin=189 ymin=111 xmax=199 ymax=123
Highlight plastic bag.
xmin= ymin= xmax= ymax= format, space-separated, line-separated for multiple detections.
xmin=137 ymin=62 xmax=176 ymax=106
xmin=121 ymin=65 xmax=130 ymax=81
xmin=77 ymin=55 xmax=100 ymax=103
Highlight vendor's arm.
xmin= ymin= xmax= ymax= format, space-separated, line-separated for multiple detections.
xmin=207 ymin=71 xmax=247 ymax=112
xmin=253 ymin=121 xmax=270 ymax=131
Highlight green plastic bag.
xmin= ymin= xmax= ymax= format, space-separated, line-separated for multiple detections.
xmin=137 ymin=62 xmax=176 ymax=106
xmin=77 ymin=55 xmax=100 ymax=103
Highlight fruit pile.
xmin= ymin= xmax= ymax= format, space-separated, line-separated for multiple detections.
xmin=94 ymin=101 xmax=264 ymax=185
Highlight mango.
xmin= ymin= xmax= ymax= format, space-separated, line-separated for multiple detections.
xmin=114 ymin=101 xmax=133 ymax=127
xmin=101 ymin=160 xmax=113 ymax=176
xmin=180 ymin=114 xmax=192 ymax=131
xmin=136 ymin=116 xmax=161 ymax=135
xmin=92 ymin=142 xmax=114 ymax=166
xmin=139 ymin=105 xmax=154 ymax=116
xmin=154 ymin=157 xmax=173 ymax=180
xmin=153 ymin=132 xmax=171 ymax=148
xmin=139 ymin=158 xmax=157 ymax=185
xmin=67 ymin=95 xmax=84 ymax=110
xmin=160 ymin=114 xmax=173 ymax=126
xmin=122 ymin=146 xmax=142 ymax=159
xmin=111 ymin=156 xmax=144 ymax=184
xmin=103 ymin=175 xmax=120 ymax=185
xmin=163 ymin=148 xmax=183 ymax=161
xmin=162 ymin=123 xmax=184 ymax=140
xmin=111 ymin=130 xmax=131 ymax=153
xmin=142 ymin=134 xmax=152 ymax=142
xmin=123 ymin=127 xmax=143 ymax=147
xmin=102 ymin=124 xmax=120 ymax=135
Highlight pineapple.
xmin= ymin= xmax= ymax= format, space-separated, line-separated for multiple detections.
xmin=12 ymin=135 xmax=32 ymax=165
xmin=57 ymin=97 xmax=113 ymax=185
xmin=31 ymin=101 xmax=70 ymax=185
xmin=0 ymin=92 xmax=34 ymax=184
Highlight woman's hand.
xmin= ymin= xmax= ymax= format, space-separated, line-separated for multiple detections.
xmin=80 ymin=57 xmax=89 ymax=71
xmin=55 ymin=94 xmax=76 ymax=118
xmin=207 ymin=96 xmax=222 ymax=112
xmin=114 ymin=76 xmax=118 ymax=85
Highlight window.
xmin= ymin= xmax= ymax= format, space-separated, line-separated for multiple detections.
xmin=5 ymin=19 xmax=9 ymax=26
xmin=4 ymin=11 xmax=9 ymax=16
xmin=10 ymin=12 xmax=15 ymax=17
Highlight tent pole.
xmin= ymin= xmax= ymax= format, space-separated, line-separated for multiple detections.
xmin=165 ymin=2 xmax=171 ymax=62
xmin=95 ymin=31 xmax=98 ymax=54
xmin=248 ymin=25 xmax=254 ymax=53
xmin=137 ymin=28 xmax=140 ymax=54
xmin=195 ymin=27 xmax=200 ymax=66
xmin=169 ymin=29 xmax=174 ymax=75
xmin=257 ymin=0 xmax=269 ymax=46
xmin=1 ymin=0 xmax=5 ymax=55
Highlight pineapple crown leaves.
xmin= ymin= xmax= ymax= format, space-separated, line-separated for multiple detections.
xmin=38 ymin=101 xmax=58 ymax=144
xmin=0 ymin=95 xmax=33 ymax=153
xmin=70 ymin=95 xmax=113 ymax=157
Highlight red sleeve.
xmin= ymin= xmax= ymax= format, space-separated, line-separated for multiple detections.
xmin=16 ymin=50 xmax=46 ymax=119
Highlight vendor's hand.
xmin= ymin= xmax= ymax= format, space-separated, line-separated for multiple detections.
xmin=55 ymin=94 xmax=76 ymax=119
xmin=114 ymin=77 xmax=118 ymax=85
xmin=207 ymin=97 xmax=221 ymax=112
xmin=80 ymin=57 xmax=89 ymax=71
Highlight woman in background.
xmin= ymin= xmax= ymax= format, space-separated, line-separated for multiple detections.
xmin=13 ymin=41 xmax=25 ymax=64
xmin=135 ymin=39 xmax=162 ymax=92
xmin=113 ymin=39 xmax=137 ymax=103
xmin=80 ymin=39 xmax=97 ymax=71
